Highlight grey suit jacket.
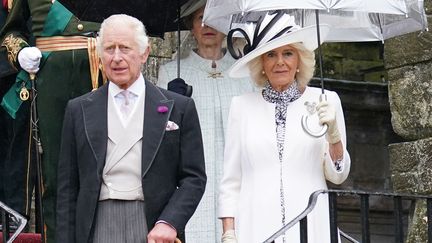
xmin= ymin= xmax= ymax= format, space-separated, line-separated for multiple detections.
xmin=56 ymin=80 xmax=206 ymax=243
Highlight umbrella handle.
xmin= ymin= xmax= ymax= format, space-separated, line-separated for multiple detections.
xmin=301 ymin=115 xmax=328 ymax=138
xmin=301 ymin=93 xmax=328 ymax=138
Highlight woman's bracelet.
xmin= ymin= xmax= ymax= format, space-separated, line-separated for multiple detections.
xmin=334 ymin=158 xmax=343 ymax=171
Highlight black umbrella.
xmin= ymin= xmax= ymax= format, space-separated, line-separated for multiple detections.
xmin=167 ymin=0 xmax=193 ymax=97
xmin=58 ymin=0 xmax=188 ymax=37
xmin=59 ymin=0 xmax=195 ymax=96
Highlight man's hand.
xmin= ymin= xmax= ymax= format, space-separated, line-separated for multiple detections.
xmin=147 ymin=222 xmax=177 ymax=243
xmin=18 ymin=47 xmax=42 ymax=73
xmin=316 ymin=100 xmax=341 ymax=144
xmin=221 ymin=229 xmax=238 ymax=243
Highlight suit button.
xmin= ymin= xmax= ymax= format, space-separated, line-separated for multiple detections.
xmin=77 ymin=24 xmax=84 ymax=31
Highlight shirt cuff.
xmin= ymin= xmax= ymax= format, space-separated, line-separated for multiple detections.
xmin=155 ymin=220 xmax=177 ymax=232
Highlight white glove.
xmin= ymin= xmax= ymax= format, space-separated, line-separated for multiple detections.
xmin=316 ymin=100 xmax=341 ymax=144
xmin=221 ymin=229 xmax=238 ymax=243
xmin=18 ymin=47 xmax=42 ymax=73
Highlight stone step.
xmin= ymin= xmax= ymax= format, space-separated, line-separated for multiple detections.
xmin=0 ymin=233 xmax=41 ymax=243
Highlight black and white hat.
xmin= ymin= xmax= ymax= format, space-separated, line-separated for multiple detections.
xmin=228 ymin=11 xmax=330 ymax=78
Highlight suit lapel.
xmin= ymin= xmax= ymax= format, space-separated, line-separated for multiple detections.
xmin=141 ymin=81 xmax=173 ymax=177
xmin=82 ymin=84 xmax=109 ymax=177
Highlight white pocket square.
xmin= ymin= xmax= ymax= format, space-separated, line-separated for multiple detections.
xmin=166 ymin=121 xmax=179 ymax=131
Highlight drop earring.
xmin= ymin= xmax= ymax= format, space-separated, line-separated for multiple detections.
xmin=296 ymin=69 xmax=300 ymax=73
xmin=261 ymin=70 xmax=265 ymax=75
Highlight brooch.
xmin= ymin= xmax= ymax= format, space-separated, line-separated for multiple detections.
xmin=304 ymin=101 xmax=317 ymax=115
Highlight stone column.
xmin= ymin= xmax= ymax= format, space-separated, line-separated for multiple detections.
xmin=386 ymin=2 xmax=432 ymax=242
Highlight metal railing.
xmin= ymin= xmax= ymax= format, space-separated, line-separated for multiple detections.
xmin=2 ymin=189 xmax=431 ymax=242
xmin=0 ymin=201 xmax=28 ymax=243
xmin=264 ymin=189 xmax=432 ymax=243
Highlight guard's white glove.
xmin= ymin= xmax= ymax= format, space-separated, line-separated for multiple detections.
xmin=17 ymin=47 xmax=42 ymax=73
xmin=221 ymin=230 xmax=238 ymax=243
xmin=316 ymin=100 xmax=341 ymax=144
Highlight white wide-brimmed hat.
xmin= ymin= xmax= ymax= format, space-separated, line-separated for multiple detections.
xmin=180 ymin=0 xmax=206 ymax=18
xmin=228 ymin=11 xmax=330 ymax=78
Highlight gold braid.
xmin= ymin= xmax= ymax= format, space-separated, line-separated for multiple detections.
xmin=2 ymin=34 xmax=29 ymax=69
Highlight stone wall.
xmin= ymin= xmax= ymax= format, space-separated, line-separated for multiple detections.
xmin=321 ymin=42 xmax=387 ymax=82
xmin=386 ymin=0 xmax=432 ymax=242
xmin=144 ymin=31 xmax=196 ymax=84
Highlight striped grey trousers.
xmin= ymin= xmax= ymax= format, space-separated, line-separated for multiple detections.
xmin=92 ymin=200 xmax=148 ymax=243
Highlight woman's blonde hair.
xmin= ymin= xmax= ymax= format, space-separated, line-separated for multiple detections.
xmin=247 ymin=42 xmax=315 ymax=89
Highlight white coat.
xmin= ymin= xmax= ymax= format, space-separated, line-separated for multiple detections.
xmin=218 ymin=86 xmax=351 ymax=243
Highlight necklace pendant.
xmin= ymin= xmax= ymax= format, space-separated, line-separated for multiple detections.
xmin=208 ymin=71 xmax=223 ymax=79
xmin=208 ymin=60 xmax=223 ymax=78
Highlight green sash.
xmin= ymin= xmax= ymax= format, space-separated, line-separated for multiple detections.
xmin=1 ymin=1 xmax=72 ymax=118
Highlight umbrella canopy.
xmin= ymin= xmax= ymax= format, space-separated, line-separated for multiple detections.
xmin=202 ymin=0 xmax=428 ymax=137
xmin=203 ymin=0 xmax=409 ymax=18
xmin=58 ymin=0 xmax=188 ymax=37
xmin=203 ymin=0 xmax=428 ymax=42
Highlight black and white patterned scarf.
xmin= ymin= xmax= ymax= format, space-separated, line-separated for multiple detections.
xmin=262 ymin=81 xmax=302 ymax=237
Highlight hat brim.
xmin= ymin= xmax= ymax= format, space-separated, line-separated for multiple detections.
xmin=180 ymin=0 xmax=206 ymax=18
xmin=229 ymin=24 xmax=330 ymax=78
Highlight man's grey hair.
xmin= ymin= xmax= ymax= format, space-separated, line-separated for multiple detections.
xmin=97 ymin=14 xmax=149 ymax=56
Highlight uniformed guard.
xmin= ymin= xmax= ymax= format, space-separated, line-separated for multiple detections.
xmin=0 ymin=0 xmax=35 ymax=232
xmin=0 ymin=0 xmax=102 ymax=242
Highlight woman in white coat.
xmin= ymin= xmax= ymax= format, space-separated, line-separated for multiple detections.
xmin=158 ymin=1 xmax=254 ymax=242
xmin=218 ymin=11 xmax=351 ymax=243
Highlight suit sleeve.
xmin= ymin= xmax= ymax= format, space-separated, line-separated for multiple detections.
xmin=323 ymin=91 xmax=351 ymax=184
xmin=158 ymin=97 xmax=206 ymax=231
xmin=56 ymin=100 xmax=79 ymax=243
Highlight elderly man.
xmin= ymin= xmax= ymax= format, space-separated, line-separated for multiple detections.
xmin=55 ymin=14 xmax=206 ymax=243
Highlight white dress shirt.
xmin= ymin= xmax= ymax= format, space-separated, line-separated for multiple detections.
xmin=109 ymin=75 xmax=145 ymax=127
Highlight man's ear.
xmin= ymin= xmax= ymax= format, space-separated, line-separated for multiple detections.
xmin=141 ymin=46 xmax=150 ymax=64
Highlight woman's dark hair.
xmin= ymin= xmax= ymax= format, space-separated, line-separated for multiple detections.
xmin=183 ymin=14 xmax=195 ymax=30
